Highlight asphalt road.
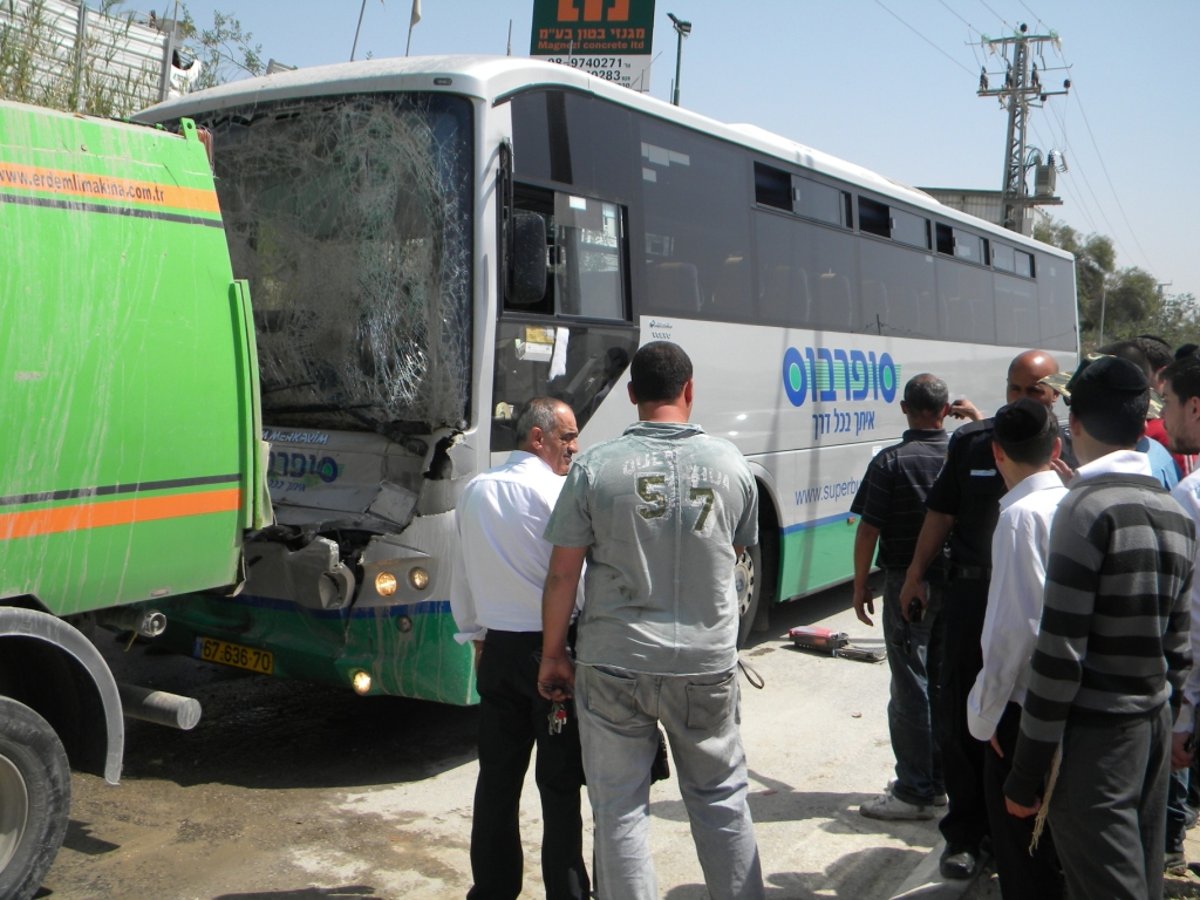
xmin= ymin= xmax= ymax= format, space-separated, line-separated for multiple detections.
xmin=38 ymin=582 xmax=964 ymax=899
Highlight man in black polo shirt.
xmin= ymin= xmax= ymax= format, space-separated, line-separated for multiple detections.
xmin=900 ymin=349 xmax=1063 ymax=880
xmin=851 ymin=374 xmax=951 ymax=820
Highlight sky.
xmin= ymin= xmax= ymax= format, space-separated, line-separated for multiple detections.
xmin=164 ymin=0 xmax=1199 ymax=301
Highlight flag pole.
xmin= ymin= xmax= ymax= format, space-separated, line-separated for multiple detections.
xmin=350 ymin=0 xmax=367 ymax=61
xmin=406 ymin=0 xmax=421 ymax=56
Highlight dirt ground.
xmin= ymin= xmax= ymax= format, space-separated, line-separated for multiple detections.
xmin=33 ymin=585 xmax=995 ymax=898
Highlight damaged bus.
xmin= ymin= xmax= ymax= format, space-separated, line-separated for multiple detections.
xmin=137 ymin=56 xmax=1077 ymax=704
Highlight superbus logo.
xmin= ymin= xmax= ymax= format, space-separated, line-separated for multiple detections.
xmin=782 ymin=347 xmax=899 ymax=408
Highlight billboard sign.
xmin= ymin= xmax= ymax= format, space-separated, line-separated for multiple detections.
xmin=530 ymin=0 xmax=656 ymax=92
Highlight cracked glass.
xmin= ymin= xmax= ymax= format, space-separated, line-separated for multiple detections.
xmin=203 ymin=92 xmax=473 ymax=436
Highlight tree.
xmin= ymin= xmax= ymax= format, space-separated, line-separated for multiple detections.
xmin=0 ymin=0 xmax=162 ymax=116
xmin=1140 ymin=290 xmax=1200 ymax=353
xmin=0 ymin=0 xmax=261 ymax=116
xmin=1101 ymin=268 xmax=1160 ymax=332
xmin=1033 ymin=220 xmax=1116 ymax=341
xmin=1033 ymin=219 xmax=1200 ymax=352
xmin=174 ymin=6 xmax=263 ymax=90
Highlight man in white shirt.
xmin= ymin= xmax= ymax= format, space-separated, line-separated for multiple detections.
xmin=966 ymin=399 xmax=1067 ymax=898
xmin=450 ymin=397 xmax=588 ymax=900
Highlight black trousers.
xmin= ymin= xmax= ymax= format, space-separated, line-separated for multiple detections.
xmin=936 ymin=576 xmax=990 ymax=851
xmin=983 ymin=703 xmax=1063 ymax=899
xmin=1049 ymin=705 xmax=1171 ymax=900
xmin=468 ymin=630 xmax=589 ymax=900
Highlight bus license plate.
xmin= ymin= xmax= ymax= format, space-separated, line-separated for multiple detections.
xmin=194 ymin=637 xmax=274 ymax=675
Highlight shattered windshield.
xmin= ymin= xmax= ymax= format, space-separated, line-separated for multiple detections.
xmin=204 ymin=92 xmax=473 ymax=434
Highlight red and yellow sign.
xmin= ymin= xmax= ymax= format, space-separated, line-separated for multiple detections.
xmin=530 ymin=0 xmax=656 ymax=91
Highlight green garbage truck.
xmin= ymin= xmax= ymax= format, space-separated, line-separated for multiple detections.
xmin=0 ymin=100 xmax=268 ymax=899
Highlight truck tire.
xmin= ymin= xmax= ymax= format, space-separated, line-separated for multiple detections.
xmin=0 ymin=697 xmax=70 ymax=900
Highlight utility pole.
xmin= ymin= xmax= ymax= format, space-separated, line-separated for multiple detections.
xmin=976 ymin=23 xmax=1070 ymax=233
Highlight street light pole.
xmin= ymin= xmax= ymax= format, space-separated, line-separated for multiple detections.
xmin=667 ymin=12 xmax=691 ymax=106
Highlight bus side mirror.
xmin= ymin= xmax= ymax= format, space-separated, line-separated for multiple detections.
xmin=509 ymin=211 xmax=547 ymax=307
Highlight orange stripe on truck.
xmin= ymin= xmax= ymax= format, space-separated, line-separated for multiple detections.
xmin=0 ymin=488 xmax=241 ymax=540
xmin=0 ymin=161 xmax=220 ymax=214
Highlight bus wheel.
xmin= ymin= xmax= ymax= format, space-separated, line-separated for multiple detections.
xmin=0 ymin=697 xmax=70 ymax=900
xmin=735 ymin=544 xmax=760 ymax=648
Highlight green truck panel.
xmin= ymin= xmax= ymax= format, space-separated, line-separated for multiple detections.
xmin=0 ymin=99 xmax=267 ymax=899
xmin=0 ymin=103 xmax=262 ymax=615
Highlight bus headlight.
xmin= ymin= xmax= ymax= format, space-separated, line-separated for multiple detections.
xmin=351 ymin=670 xmax=372 ymax=694
xmin=408 ymin=567 xmax=430 ymax=591
xmin=374 ymin=571 xmax=399 ymax=596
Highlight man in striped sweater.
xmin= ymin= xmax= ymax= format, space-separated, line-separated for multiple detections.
xmin=1003 ymin=355 xmax=1195 ymax=899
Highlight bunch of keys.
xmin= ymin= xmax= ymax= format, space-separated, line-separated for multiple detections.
xmin=548 ymin=701 xmax=568 ymax=735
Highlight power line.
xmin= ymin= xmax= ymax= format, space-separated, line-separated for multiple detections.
xmin=1056 ymin=180 xmax=1102 ymax=237
xmin=1070 ymin=84 xmax=1155 ymax=273
xmin=1017 ymin=0 xmax=1052 ymax=35
xmin=976 ymin=26 xmax=1070 ymax=230
xmin=1020 ymin=16 xmax=1157 ymax=274
xmin=1029 ymin=120 xmax=1102 ymax=235
xmin=975 ymin=0 xmax=1013 ymax=32
xmin=1032 ymin=116 xmax=1125 ymax=252
xmin=892 ymin=2 xmax=1157 ymax=278
xmin=936 ymin=0 xmax=989 ymax=69
xmin=874 ymin=0 xmax=976 ymax=77
xmin=937 ymin=0 xmax=978 ymax=35
xmin=1039 ymin=102 xmax=1107 ymax=236
xmin=1033 ymin=85 xmax=1136 ymax=264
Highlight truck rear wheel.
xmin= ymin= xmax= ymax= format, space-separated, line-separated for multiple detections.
xmin=0 ymin=697 xmax=70 ymax=900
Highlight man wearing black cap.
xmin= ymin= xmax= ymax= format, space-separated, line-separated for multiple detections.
xmin=900 ymin=349 xmax=1062 ymax=880
xmin=1003 ymin=355 xmax=1195 ymax=900
xmin=966 ymin=399 xmax=1066 ymax=898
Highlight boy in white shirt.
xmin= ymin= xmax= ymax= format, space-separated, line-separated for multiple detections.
xmin=966 ymin=399 xmax=1067 ymax=898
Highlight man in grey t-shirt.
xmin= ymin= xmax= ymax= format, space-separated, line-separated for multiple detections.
xmin=538 ymin=341 xmax=763 ymax=900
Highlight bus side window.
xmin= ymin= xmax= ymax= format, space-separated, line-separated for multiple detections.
xmin=554 ymin=194 xmax=626 ymax=320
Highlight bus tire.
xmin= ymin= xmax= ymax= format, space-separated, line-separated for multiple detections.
xmin=0 ymin=697 xmax=71 ymax=900
xmin=735 ymin=544 xmax=761 ymax=648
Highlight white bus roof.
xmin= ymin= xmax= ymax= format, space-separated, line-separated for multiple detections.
xmin=139 ymin=54 xmax=1070 ymax=260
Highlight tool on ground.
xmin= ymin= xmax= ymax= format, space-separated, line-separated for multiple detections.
xmin=787 ymin=626 xmax=887 ymax=663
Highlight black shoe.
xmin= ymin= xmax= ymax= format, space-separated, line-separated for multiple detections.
xmin=939 ymin=844 xmax=979 ymax=880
